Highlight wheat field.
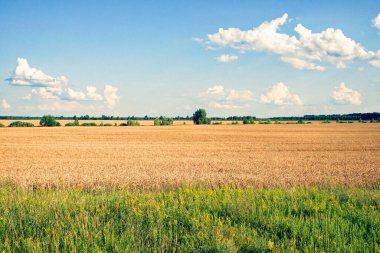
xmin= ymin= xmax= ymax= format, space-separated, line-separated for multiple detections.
xmin=0 ymin=124 xmax=379 ymax=189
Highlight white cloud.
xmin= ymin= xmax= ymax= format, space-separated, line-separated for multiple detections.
xmin=1 ymin=99 xmax=11 ymax=109
xmin=201 ymin=85 xmax=254 ymax=109
xmin=6 ymin=58 xmax=68 ymax=87
xmin=373 ymin=13 xmax=380 ymax=29
xmin=215 ymin=54 xmax=238 ymax=63
xmin=104 ymin=85 xmax=119 ymax=109
xmin=6 ymin=58 xmax=119 ymax=110
xmin=260 ymin=82 xmax=303 ymax=105
xmin=21 ymin=94 xmax=32 ymax=100
xmin=332 ymin=82 xmax=361 ymax=105
xmin=280 ymin=56 xmax=325 ymax=71
xmin=206 ymin=85 xmax=225 ymax=95
xmin=205 ymin=14 xmax=380 ymax=70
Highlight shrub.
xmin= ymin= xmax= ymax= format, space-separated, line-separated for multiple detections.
xmin=119 ymin=120 xmax=140 ymax=126
xmin=9 ymin=121 xmax=34 ymax=127
xmin=192 ymin=109 xmax=211 ymax=125
xmin=127 ymin=120 xmax=140 ymax=126
xmin=212 ymin=121 xmax=222 ymax=125
xmin=0 ymin=123 xmax=4 ymax=127
xmin=81 ymin=122 xmax=97 ymax=126
xmin=40 ymin=115 xmax=60 ymax=127
xmin=65 ymin=119 xmax=79 ymax=127
xmin=322 ymin=120 xmax=331 ymax=124
xmin=231 ymin=121 xmax=239 ymax=125
xmin=297 ymin=120 xmax=305 ymax=124
xmin=154 ymin=117 xmax=173 ymax=126
xmin=243 ymin=119 xmax=254 ymax=124
xmin=259 ymin=120 xmax=271 ymax=124
xmin=103 ymin=123 xmax=113 ymax=126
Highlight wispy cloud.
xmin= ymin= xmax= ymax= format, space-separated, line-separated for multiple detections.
xmin=215 ymin=54 xmax=238 ymax=63
xmin=373 ymin=13 xmax=380 ymax=30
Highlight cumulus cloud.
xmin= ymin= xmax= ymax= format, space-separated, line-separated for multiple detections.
xmin=1 ymin=99 xmax=11 ymax=109
xmin=6 ymin=58 xmax=68 ymax=87
xmin=104 ymin=85 xmax=120 ymax=109
xmin=201 ymin=85 xmax=254 ymax=109
xmin=215 ymin=54 xmax=238 ymax=63
xmin=204 ymin=14 xmax=380 ymax=70
xmin=373 ymin=13 xmax=380 ymax=29
xmin=332 ymin=82 xmax=361 ymax=105
xmin=6 ymin=58 xmax=119 ymax=110
xmin=260 ymin=82 xmax=303 ymax=105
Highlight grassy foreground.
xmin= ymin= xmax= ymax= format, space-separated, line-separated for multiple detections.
xmin=0 ymin=185 xmax=379 ymax=252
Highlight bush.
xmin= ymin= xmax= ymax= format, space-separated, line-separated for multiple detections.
xmin=259 ymin=120 xmax=271 ymax=124
xmin=297 ymin=120 xmax=305 ymax=124
xmin=243 ymin=119 xmax=254 ymax=124
xmin=0 ymin=123 xmax=5 ymax=127
xmin=192 ymin=109 xmax=211 ymax=125
xmin=99 ymin=122 xmax=113 ymax=126
xmin=119 ymin=120 xmax=140 ymax=126
xmin=322 ymin=120 xmax=331 ymax=124
xmin=231 ymin=121 xmax=239 ymax=125
xmin=40 ymin=115 xmax=60 ymax=127
xmin=127 ymin=120 xmax=140 ymax=126
xmin=81 ymin=122 xmax=97 ymax=126
xmin=154 ymin=117 xmax=173 ymax=126
xmin=9 ymin=121 xmax=34 ymax=127
xmin=212 ymin=121 xmax=222 ymax=125
xmin=65 ymin=119 xmax=80 ymax=127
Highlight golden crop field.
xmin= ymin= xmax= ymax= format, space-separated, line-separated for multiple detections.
xmin=0 ymin=124 xmax=379 ymax=189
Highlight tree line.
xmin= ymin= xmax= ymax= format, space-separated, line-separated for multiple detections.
xmin=0 ymin=112 xmax=379 ymax=122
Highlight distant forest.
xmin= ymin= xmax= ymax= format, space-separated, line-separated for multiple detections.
xmin=0 ymin=112 xmax=379 ymax=121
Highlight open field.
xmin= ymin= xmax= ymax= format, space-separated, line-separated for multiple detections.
xmin=1 ymin=123 xmax=379 ymax=252
xmin=0 ymin=185 xmax=379 ymax=252
xmin=0 ymin=124 xmax=379 ymax=189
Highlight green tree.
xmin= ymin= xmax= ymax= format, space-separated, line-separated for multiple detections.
xmin=192 ymin=109 xmax=211 ymax=125
xmin=40 ymin=115 xmax=61 ymax=127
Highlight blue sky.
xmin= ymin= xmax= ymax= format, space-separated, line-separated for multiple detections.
xmin=0 ymin=0 xmax=379 ymax=117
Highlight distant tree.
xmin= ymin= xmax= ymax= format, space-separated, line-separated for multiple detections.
xmin=40 ymin=115 xmax=60 ymax=127
xmin=192 ymin=109 xmax=211 ymax=125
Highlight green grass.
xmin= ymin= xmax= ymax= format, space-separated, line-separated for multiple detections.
xmin=0 ymin=185 xmax=379 ymax=252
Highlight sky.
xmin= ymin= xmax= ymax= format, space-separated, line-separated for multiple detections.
xmin=0 ymin=0 xmax=379 ymax=117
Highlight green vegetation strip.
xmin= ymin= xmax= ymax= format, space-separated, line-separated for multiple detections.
xmin=0 ymin=185 xmax=379 ymax=252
